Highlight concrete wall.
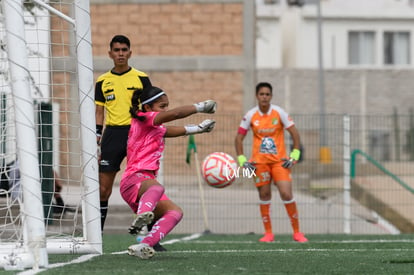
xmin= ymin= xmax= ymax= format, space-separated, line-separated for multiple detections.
xmin=258 ymin=69 xmax=414 ymax=115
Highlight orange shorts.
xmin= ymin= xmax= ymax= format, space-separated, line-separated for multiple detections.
xmin=254 ymin=162 xmax=292 ymax=187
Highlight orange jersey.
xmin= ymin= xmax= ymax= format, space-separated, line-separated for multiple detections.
xmin=238 ymin=104 xmax=294 ymax=164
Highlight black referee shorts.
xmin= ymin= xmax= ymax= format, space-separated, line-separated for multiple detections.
xmin=99 ymin=125 xmax=130 ymax=173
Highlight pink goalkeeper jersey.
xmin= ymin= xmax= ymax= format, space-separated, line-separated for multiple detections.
xmin=122 ymin=111 xmax=167 ymax=180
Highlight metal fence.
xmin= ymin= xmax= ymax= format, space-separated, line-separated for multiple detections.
xmin=158 ymin=113 xmax=414 ymax=235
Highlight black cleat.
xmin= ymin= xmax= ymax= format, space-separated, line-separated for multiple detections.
xmin=153 ymin=242 xmax=167 ymax=252
xmin=53 ymin=204 xmax=77 ymax=214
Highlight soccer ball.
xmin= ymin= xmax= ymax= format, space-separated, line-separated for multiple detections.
xmin=201 ymin=152 xmax=238 ymax=188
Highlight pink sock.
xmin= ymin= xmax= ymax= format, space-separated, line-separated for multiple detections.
xmin=142 ymin=210 xmax=183 ymax=247
xmin=137 ymin=185 xmax=164 ymax=214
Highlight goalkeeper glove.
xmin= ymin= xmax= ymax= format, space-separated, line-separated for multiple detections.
xmin=237 ymin=155 xmax=256 ymax=173
xmin=194 ymin=100 xmax=217 ymax=113
xmin=184 ymin=119 xmax=215 ymax=135
xmin=281 ymin=149 xmax=301 ymax=169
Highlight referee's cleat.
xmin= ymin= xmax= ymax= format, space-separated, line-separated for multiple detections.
xmin=53 ymin=204 xmax=76 ymax=215
xmin=128 ymin=243 xmax=155 ymax=260
xmin=153 ymin=242 xmax=167 ymax=252
xmin=128 ymin=211 xmax=154 ymax=235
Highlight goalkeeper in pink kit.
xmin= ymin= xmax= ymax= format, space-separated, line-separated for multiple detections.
xmin=121 ymin=85 xmax=216 ymax=259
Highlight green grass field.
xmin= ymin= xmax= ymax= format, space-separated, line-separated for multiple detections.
xmin=9 ymin=233 xmax=414 ymax=274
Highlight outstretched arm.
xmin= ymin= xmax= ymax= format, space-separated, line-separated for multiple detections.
xmin=154 ymin=105 xmax=196 ymax=126
xmin=153 ymin=100 xmax=216 ymax=125
xmin=165 ymin=126 xmax=186 ymax=137
xmin=165 ymin=120 xmax=215 ymax=137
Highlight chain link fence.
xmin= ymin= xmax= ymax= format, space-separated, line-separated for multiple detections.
xmin=159 ymin=113 xmax=414 ymax=235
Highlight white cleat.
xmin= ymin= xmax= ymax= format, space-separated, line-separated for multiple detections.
xmin=128 ymin=211 xmax=154 ymax=235
xmin=128 ymin=243 xmax=155 ymax=260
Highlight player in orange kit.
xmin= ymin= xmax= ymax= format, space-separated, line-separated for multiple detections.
xmin=235 ymin=82 xmax=308 ymax=243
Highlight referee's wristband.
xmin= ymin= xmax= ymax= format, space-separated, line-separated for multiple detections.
xmin=96 ymin=125 xmax=103 ymax=137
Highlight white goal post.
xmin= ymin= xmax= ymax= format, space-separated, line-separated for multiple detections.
xmin=0 ymin=0 xmax=101 ymax=270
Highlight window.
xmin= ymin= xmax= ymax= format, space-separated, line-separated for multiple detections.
xmin=348 ymin=31 xmax=376 ymax=65
xmin=383 ymin=31 xmax=410 ymax=65
xmin=286 ymin=0 xmax=304 ymax=6
xmin=264 ymin=0 xmax=279 ymax=4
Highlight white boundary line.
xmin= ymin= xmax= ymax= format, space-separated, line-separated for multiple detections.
xmin=171 ymin=248 xmax=414 ymax=253
xmin=15 ymin=234 xmax=414 ymax=274
xmin=187 ymin=239 xmax=414 ymax=244
xmin=17 ymin=254 xmax=100 ymax=275
xmin=161 ymin=233 xmax=203 ymax=245
xmin=111 ymin=232 xmax=203 ymax=255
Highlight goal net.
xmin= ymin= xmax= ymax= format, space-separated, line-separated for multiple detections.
xmin=0 ymin=0 xmax=101 ymax=270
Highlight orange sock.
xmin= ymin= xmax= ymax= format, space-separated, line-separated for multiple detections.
xmin=284 ymin=199 xmax=300 ymax=234
xmin=260 ymin=201 xmax=272 ymax=234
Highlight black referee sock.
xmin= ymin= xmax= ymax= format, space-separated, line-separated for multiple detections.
xmin=100 ymin=201 xmax=108 ymax=231
xmin=55 ymin=196 xmax=64 ymax=207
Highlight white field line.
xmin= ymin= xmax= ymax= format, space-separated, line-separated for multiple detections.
xmin=111 ymin=232 xmax=203 ymax=255
xmin=187 ymin=239 xmax=414 ymax=244
xmin=170 ymin=248 xmax=414 ymax=253
xmin=15 ymin=232 xmax=204 ymax=274
xmin=15 ymin=235 xmax=414 ymax=274
xmin=162 ymin=232 xmax=203 ymax=244
xmin=17 ymin=254 xmax=99 ymax=275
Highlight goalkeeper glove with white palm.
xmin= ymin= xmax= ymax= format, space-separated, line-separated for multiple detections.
xmin=194 ymin=100 xmax=217 ymax=113
xmin=281 ymin=149 xmax=301 ymax=169
xmin=184 ymin=119 xmax=215 ymax=135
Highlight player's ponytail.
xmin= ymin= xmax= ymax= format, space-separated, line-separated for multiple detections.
xmin=130 ymin=88 xmax=145 ymax=120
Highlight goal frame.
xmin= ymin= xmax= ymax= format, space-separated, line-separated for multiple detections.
xmin=0 ymin=0 xmax=101 ymax=270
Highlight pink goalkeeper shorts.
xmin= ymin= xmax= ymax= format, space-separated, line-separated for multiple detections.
xmin=120 ymin=171 xmax=169 ymax=213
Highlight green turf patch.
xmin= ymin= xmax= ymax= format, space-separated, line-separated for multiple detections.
xmin=39 ymin=233 xmax=414 ymax=275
